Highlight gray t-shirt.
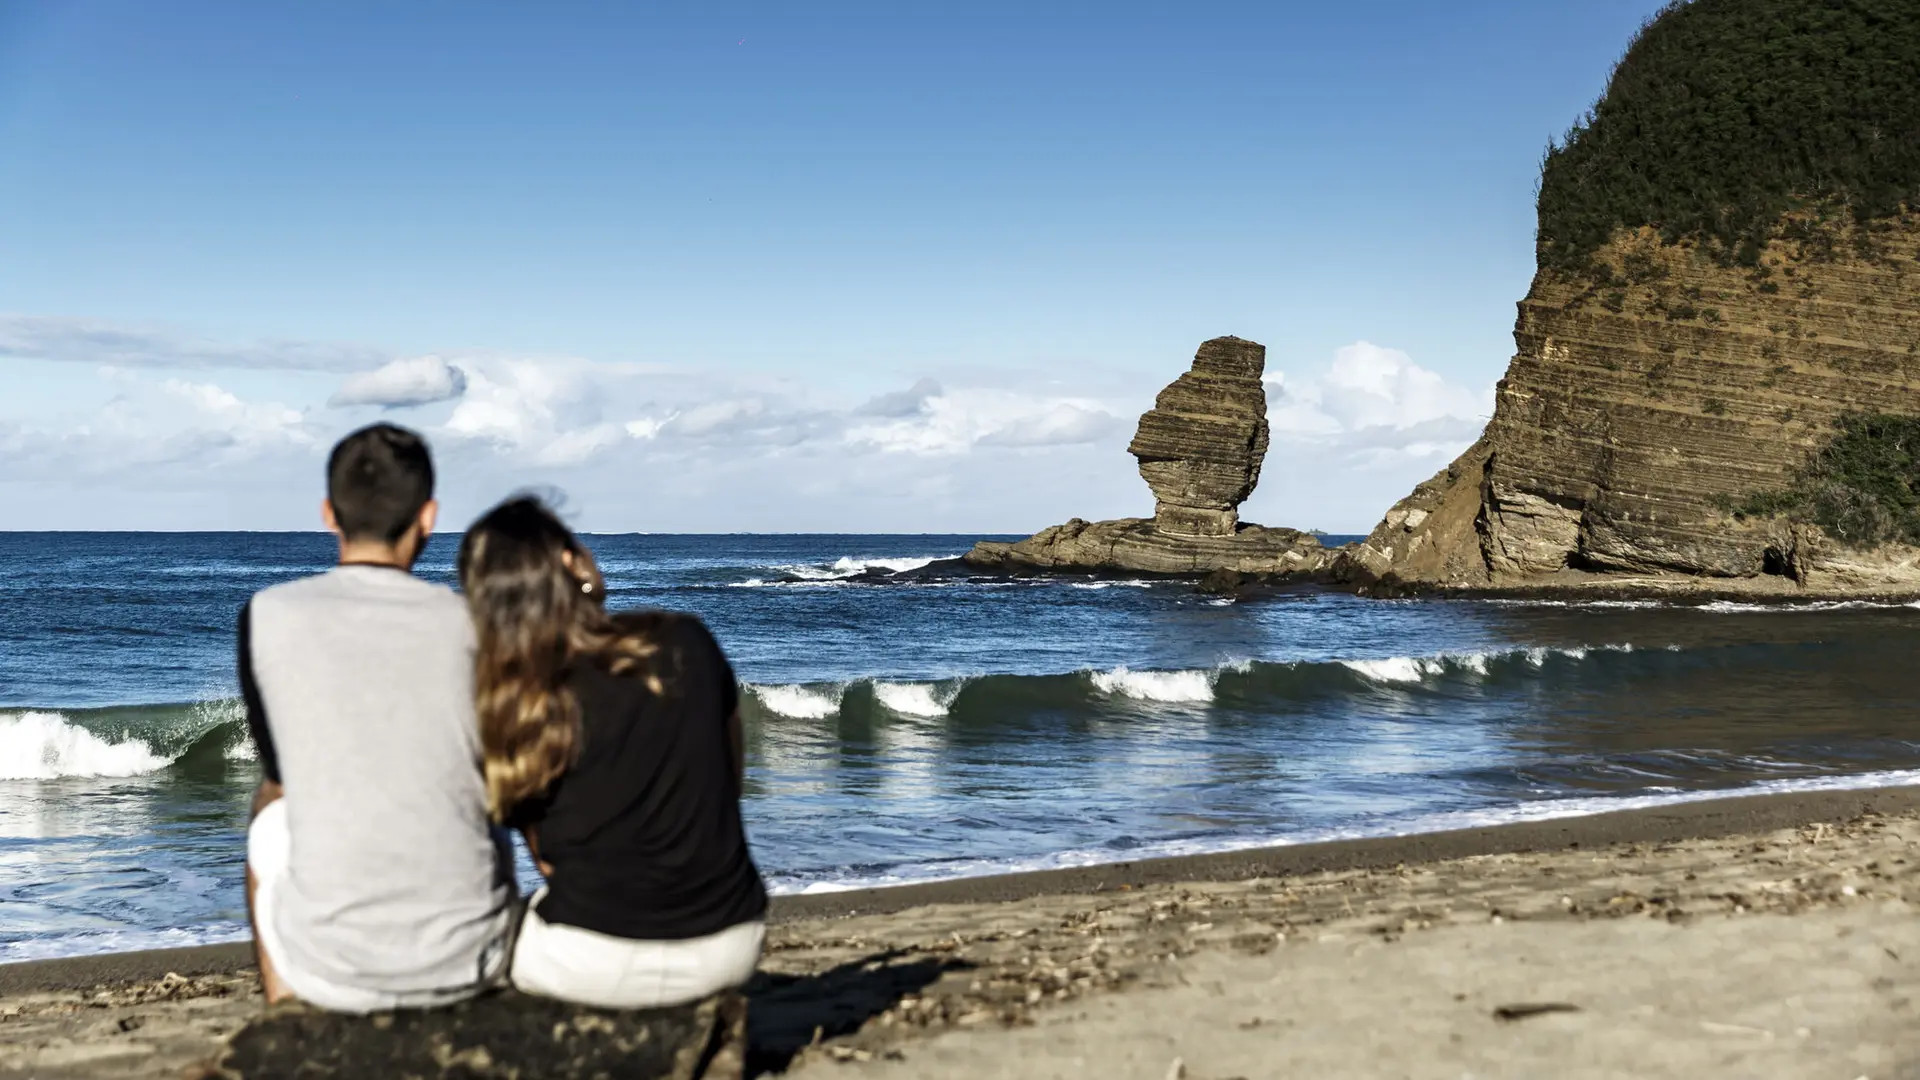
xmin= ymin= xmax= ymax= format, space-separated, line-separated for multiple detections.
xmin=239 ymin=564 xmax=515 ymax=994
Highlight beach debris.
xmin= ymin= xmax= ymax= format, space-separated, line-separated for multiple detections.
xmin=1698 ymin=1019 xmax=1774 ymax=1039
xmin=1491 ymin=1002 xmax=1581 ymax=1022
xmin=1165 ymin=1056 xmax=1187 ymax=1080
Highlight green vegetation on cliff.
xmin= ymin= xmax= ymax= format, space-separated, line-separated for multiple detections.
xmin=1538 ymin=0 xmax=1920 ymax=272
xmin=1735 ymin=414 xmax=1920 ymax=546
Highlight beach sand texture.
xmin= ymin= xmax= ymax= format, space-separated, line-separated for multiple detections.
xmin=2 ymin=793 xmax=1916 ymax=1079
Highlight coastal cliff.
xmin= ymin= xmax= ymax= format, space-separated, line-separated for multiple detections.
xmin=1345 ymin=0 xmax=1920 ymax=597
xmin=967 ymin=337 xmax=1331 ymax=576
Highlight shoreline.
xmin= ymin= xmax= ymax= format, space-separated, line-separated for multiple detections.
xmin=8 ymin=782 xmax=1917 ymax=997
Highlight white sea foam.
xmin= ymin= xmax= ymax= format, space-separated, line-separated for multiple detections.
xmin=749 ymin=683 xmax=845 ymax=719
xmin=1341 ymin=656 xmax=1443 ymax=683
xmin=1070 ymin=580 xmax=1154 ymax=591
xmin=873 ymin=681 xmax=960 ymax=718
xmin=1342 ymin=645 xmax=1632 ymax=685
xmin=779 ymin=555 xmax=955 ymax=581
xmin=763 ymin=766 xmax=1920 ymax=897
xmin=1089 ymin=667 xmax=1215 ymax=704
xmin=0 ymin=923 xmax=251 ymax=964
xmin=0 ymin=712 xmax=173 ymax=781
xmin=1491 ymin=597 xmax=1920 ymax=613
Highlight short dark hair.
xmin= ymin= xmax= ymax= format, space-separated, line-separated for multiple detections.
xmin=326 ymin=423 xmax=435 ymax=542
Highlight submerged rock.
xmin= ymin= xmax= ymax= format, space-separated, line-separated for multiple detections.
xmin=966 ymin=336 xmax=1331 ymax=578
xmin=206 ymin=990 xmax=746 ymax=1080
xmin=967 ymin=517 xmax=1326 ymax=577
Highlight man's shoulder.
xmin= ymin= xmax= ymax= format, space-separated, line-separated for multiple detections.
xmin=250 ymin=569 xmax=467 ymax=621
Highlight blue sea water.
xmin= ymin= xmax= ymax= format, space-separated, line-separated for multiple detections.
xmin=3 ymin=531 xmax=1920 ymax=962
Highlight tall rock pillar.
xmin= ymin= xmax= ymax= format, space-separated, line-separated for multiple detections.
xmin=1127 ymin=336 xmax=1271 ymax=537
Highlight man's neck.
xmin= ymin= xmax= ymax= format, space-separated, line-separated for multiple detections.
xmin=336 ymin=540 xmax=415 ymax=571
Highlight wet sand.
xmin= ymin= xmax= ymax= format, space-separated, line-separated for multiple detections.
xmin=3 ymin=785 xmax=1917 ymax=1078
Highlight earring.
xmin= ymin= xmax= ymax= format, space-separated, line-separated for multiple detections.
xmin=581 ymin=580 xmax=593 ymax=594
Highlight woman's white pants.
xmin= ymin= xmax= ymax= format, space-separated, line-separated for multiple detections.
xmin=508 ymin=889 xmax=764 ymax=1010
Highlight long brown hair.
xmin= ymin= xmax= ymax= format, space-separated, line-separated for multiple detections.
xmin=458 ymin=495 xmax=662 ymax=821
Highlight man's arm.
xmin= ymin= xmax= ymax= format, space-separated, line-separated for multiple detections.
xmin=237 ymin=601 xmax=283 ymax=791
xmin=238 ymin=600 xmax=293 ymax=1004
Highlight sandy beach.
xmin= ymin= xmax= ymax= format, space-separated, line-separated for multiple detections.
xmin=3 ymin=785 xmax=1917 ymax=1079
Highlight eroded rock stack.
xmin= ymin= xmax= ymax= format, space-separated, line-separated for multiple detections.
xmin=1129 ymin=336 xmax=1272 ymax=537
xmin=966 ymin=335 xmax=1331 ymax=578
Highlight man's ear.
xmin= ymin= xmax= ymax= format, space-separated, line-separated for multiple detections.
xmin=321 ymin=499 xmax=343 ymax=538
xmin=416 ymin=499 xmax=439 ymax=539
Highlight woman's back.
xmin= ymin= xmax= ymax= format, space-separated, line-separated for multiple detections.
xmin=516 ymin=611 xmax=767 ymax=941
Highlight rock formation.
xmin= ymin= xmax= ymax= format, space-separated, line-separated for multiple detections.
xmin=1344 ymin=0 xmax=1920 ymax=598
xmin=209 ymin=990 xmax=746 ymax=1079
xmin=967 ymin=336 xmax=1330 ymax=577
xmin=1129 ymin=336 xmax=1271 ymax=537
xmin=1349 ymin=221 xmax=1920 ymax=596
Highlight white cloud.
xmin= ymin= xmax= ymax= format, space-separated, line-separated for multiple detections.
xmin=669 ymin=399 xmax=766 ymax=438
xmin=1265 ymin=341 xmax=1489 ymax=462
xmin=846 ymin=387 xmax=1124 ymax=455
xmin=855 ymin=378 xmax=943 ymax=418
xmin=329 ymin=355 xmax=468 ymax=408
xmin=0 ymin=314 xmax=388 ymax=372
xmin=442 ymin=358 xmax=601 ymax=451
xmin=0 ymin=370 xmax=317 ymax=484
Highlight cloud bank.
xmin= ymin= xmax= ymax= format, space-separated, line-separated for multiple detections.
xmin=2 ymin=318 xmax=1492 ymax=532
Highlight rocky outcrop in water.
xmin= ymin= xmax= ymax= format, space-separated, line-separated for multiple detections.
xmin=1129 ymin=336 xmax=1271 ymax=537
xmin=966 ymin=336 xmax=1331 ymax=577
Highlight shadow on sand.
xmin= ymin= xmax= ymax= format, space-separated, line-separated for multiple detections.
xmin=746 ymin=949 xmax=971 ymax=1074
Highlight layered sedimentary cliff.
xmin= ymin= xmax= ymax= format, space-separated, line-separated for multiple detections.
xmin=967 ymin=337 xmax=1330 ymax=576
xmin=1346 ymin=218 xmax=1920 ymax=595
xmin=1347 ymin=0 xmax=1920 ymax=597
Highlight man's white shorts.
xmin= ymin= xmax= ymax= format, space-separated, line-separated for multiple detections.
xmin=247 ymin=799 xmax=494 ymax=1014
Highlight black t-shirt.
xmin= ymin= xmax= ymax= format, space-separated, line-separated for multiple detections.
xmin=510 ymin=611 xmax=768 ymax=940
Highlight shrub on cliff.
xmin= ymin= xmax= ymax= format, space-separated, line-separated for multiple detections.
xmin=1736 ymin=414 xmax=1920 ymax=546
xmin=1538 ymin=0 xmax=1920 ymax=272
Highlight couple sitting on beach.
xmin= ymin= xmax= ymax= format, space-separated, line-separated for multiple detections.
xmin=240 ymin=422 xmax=767 ymax=1013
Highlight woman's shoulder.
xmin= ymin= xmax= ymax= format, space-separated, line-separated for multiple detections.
xmin=607 ymin=607 xmax=716 ymax=644
xmin=604 ymin=608 xmax=728 ymax=672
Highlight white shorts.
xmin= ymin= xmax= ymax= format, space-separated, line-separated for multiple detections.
xmin=247 ymin=799 xmax=495 ymax=1014
xmin=509 ymin=888 xmax=764 ymax=1010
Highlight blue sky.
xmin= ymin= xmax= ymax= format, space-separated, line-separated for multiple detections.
xmin=0 ymin=1 xmax=1666 ymax=532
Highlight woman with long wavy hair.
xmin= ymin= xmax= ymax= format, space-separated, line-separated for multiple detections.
xmin=458 ymin=496 xmax=766 ymax=1008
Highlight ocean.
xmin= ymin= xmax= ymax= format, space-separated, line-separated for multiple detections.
xmin=3 ymin=531 xmax=1919 ymax=963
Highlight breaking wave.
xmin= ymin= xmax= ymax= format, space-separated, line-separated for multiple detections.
xmin=740 ymin=644 xmax=1655 ymax=724
xmin=1340 ymin=645 xmax=1635 ymax=684
xmin=1090 ymin=667 xmax=1216 ymax=703
xmin=0 ymin=701 xmax=255 ymax=782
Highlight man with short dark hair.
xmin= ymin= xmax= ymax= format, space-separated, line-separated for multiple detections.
xmin=241 ymin=422 xmax=516 ymax=1011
